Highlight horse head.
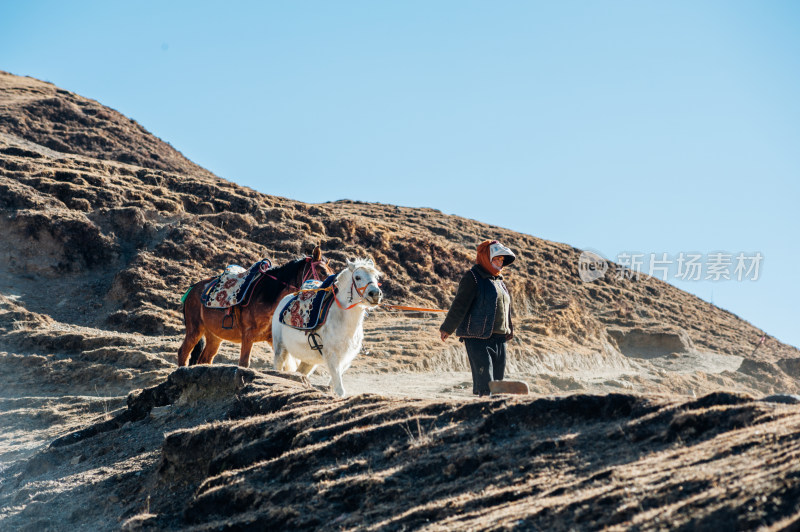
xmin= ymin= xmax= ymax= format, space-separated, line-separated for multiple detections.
xmin=336 ymin=258 xmax=383 ymax=307
xmin=301 ymin=245 xmax=333 ymax=285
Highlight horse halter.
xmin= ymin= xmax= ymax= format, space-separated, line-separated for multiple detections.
xmin=337 ymin=267 xmax=381 ymax=309
xmin=265 ymin=256 xmax=326 ymax=292
xmin=302 ymin=257 xmax=327 ymax=285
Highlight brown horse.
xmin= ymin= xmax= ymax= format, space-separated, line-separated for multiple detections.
xmin=178 ymin=246 xmax=333 ymax=368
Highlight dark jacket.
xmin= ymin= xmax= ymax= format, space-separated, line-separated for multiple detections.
xmin=441 ymin=265 xmax=513 ymax=340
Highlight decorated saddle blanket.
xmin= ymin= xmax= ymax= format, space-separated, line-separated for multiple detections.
xmin=201 ymin=259 xmax=272 ymax=309
xmin=279 ymin=275 xmax=337 ymax=331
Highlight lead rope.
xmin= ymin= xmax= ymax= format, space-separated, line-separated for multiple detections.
xmin=292 ymin=273 xmax=370 ymax=311
xmin=299 ymin=274 xmax=446 ymax=364
xmin=378 ymin=304 xmax=446 ymax=313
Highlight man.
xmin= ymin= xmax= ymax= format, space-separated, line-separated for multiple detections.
xmin=440 ymin=240 xmax=516 ymax=396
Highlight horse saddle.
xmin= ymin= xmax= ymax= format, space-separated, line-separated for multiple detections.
xmin=201 ymin=259 xmax=272 ymax=309
xmin=279 ymin=275 xmax=337 ymax=331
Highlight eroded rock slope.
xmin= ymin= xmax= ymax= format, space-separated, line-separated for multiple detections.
xmin=2 ymin=71 xmax=800 ymax=531
xmin=1 ymin=70 xmax=797 ymax=397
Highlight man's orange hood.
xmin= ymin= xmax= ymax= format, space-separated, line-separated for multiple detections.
xmin=476 ymin=240 xmax=501 ymax=276
xmin=476 ymin=240 xmax=516 ymax=276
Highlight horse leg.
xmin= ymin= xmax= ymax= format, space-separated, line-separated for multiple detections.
xmin=271 ymin=320 xmax=289 ymax=371
xmin=296 ymin=362 xmax=317 ymax=376
xmin=178 ymin=328 xmax=204 ymax=367
xmin=272 ymin=335 xmax=290 ymax=372
xmin=341 ymin=354 xmax=355 ymax=375
xmin=283 ymin=355 xmax=299 ymax=372
xmin=324 ymin=354 xmax=346 ymax=397
xmin=197 ymin=334 xmax=222 ymax=365
xmin=238 ymin=334 xmax=255 ymax=368
xmin=188 ymin=337 xmax=206 ymax=366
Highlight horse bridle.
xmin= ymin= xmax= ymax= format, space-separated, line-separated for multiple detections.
xmin=266 ymin=256 xmax=327 ymax=292
xmin=334 ymin=267 xmax=380 ymax=310
xmin=301 ymin=257 xmax=327 ymax=285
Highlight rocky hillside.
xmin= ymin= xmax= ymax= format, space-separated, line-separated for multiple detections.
xmin=4 ymin=366 xmax=800 ymax=531
xmin=1 ymin=70 xmax=797 ymax=395
xmin=1 ymin=71 xmax=800 ymax=530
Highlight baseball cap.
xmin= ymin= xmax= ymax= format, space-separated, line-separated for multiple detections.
xmin=489 ymin=242 xmax=516 ymax=266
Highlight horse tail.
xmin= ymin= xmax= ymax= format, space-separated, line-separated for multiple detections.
xmin=180 ymin=286 xmax=193 ymax=307
xmin=182 ymin=284 xmax=204 ymax=365
xmin=188 ymin=338 xmax=205 ymax=366
xmin=180 ymin=285 xmax=192 ymax=330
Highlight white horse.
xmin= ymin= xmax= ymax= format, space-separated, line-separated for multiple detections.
xmin=271 ymin=258 xmax=383 ymax=397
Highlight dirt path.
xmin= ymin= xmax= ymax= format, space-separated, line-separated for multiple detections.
xmin=309 ymin=370 xmax=477 ymax=400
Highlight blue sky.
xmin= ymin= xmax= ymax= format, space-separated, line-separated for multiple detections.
xmin=2 ymin=1 xmax=798 ymax=348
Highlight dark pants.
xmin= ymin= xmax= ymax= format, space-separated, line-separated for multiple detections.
xmin=464 ymin=334 xmax=506 ymax=396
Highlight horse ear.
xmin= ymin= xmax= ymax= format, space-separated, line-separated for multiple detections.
xmin=312 ymin=246 xmax=321 ymax=262
xmin=347 ymin=259 xmax=356 ymax=271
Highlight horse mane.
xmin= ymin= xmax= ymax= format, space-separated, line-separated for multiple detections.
xmin=258 ymin=257 xmax=309 ymax=304
xmin=348 ymin=258 xmax=383 ymax=278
